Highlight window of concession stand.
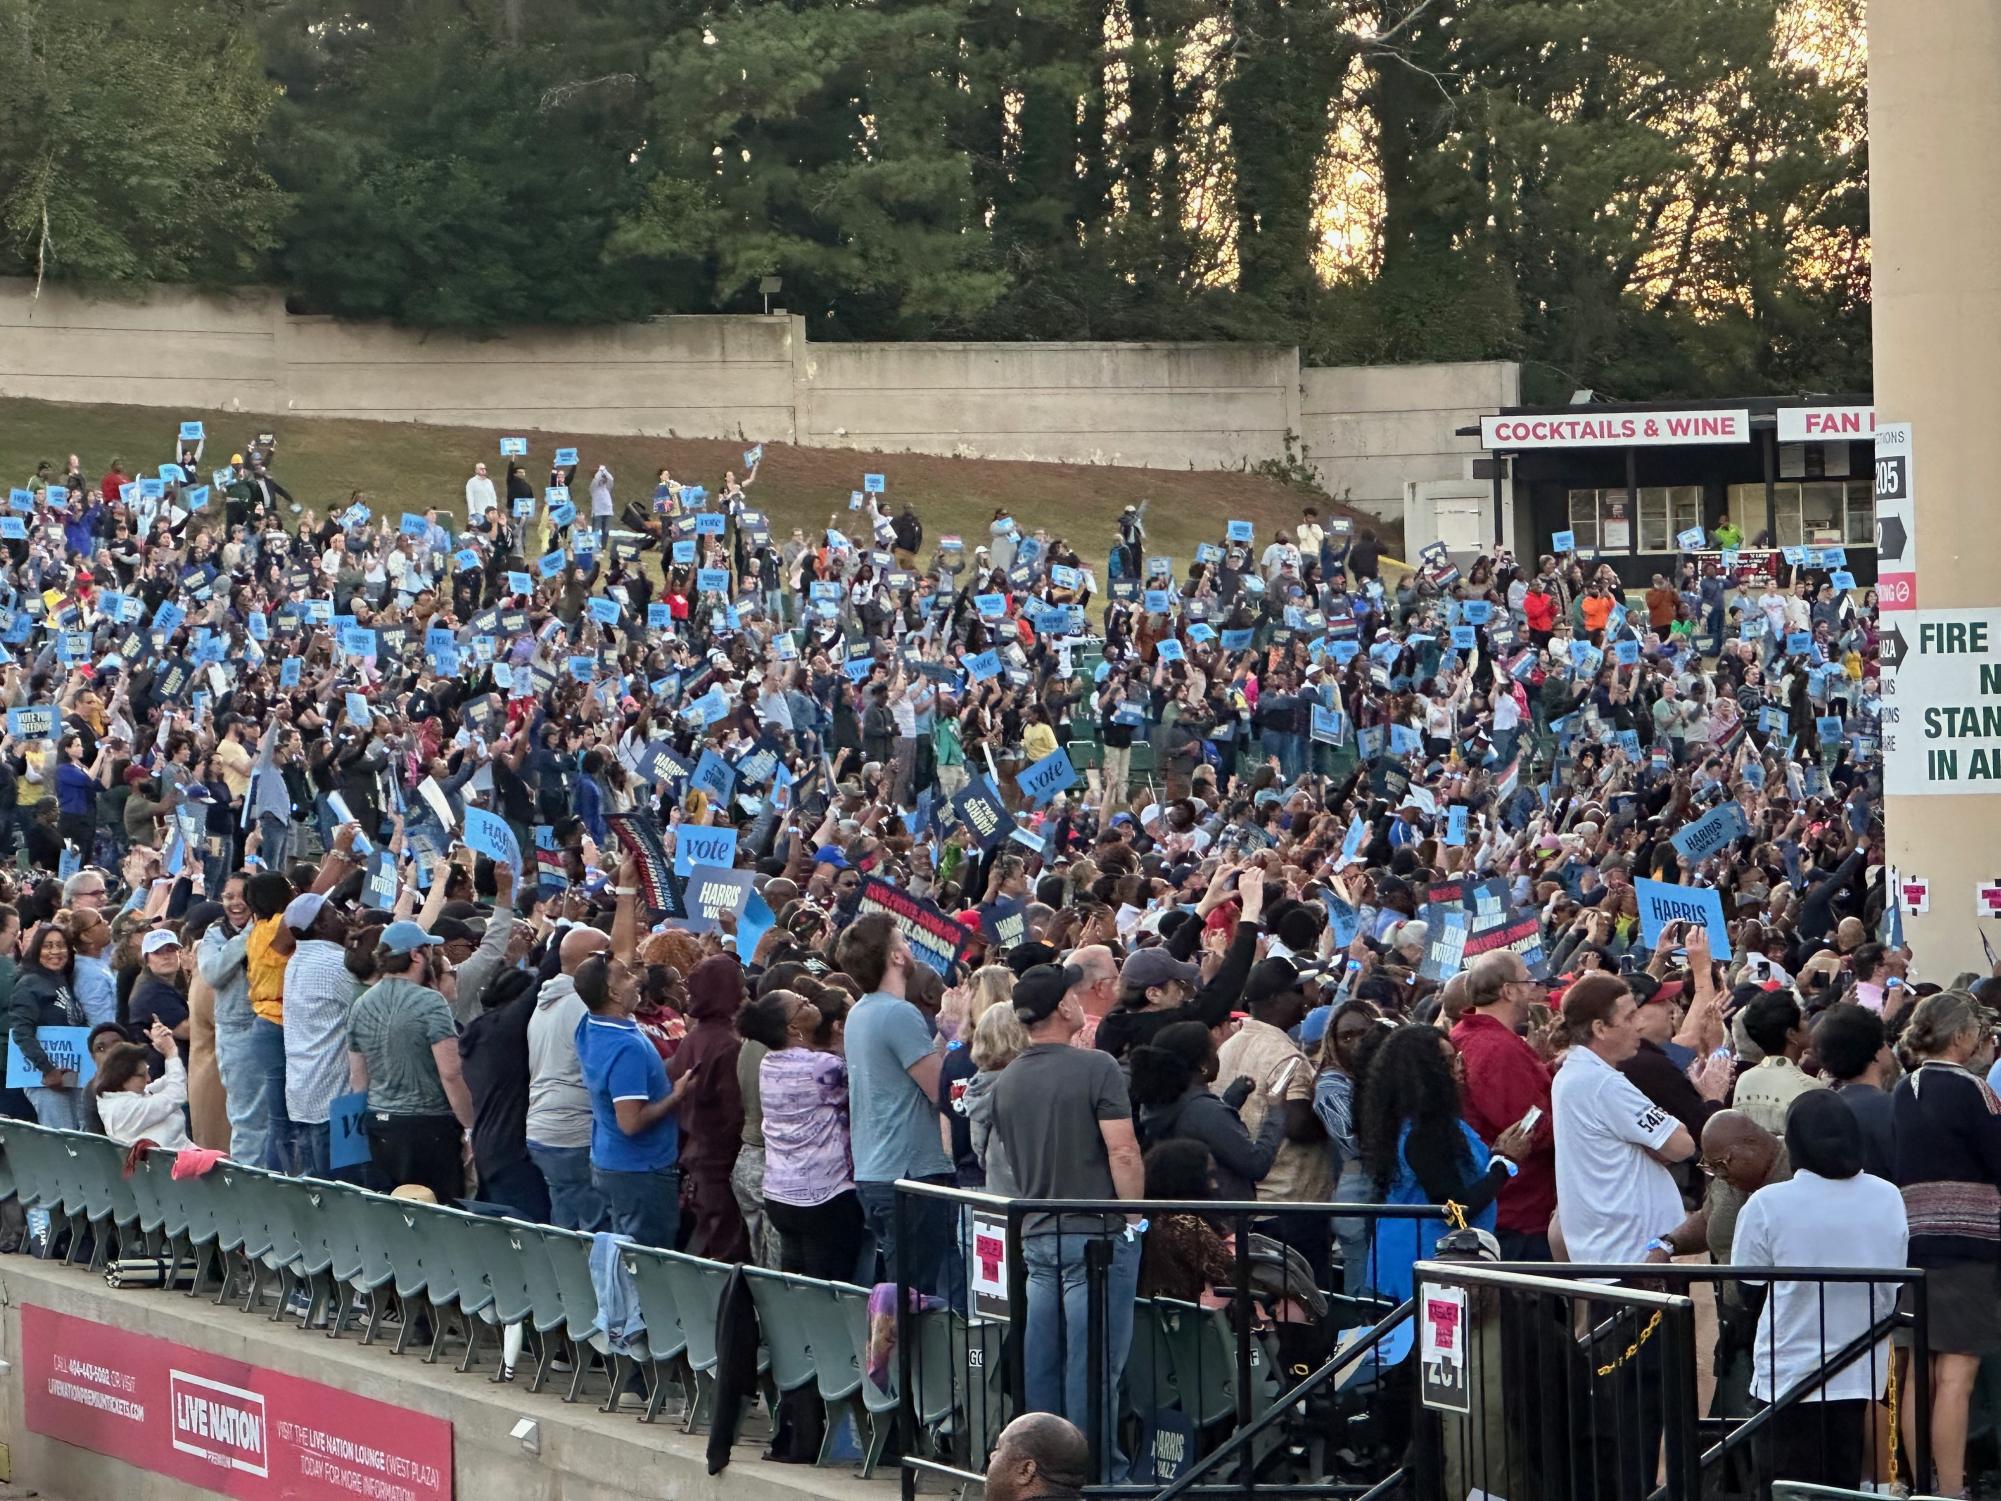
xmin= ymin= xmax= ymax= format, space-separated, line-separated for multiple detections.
xmin=1461 ymin=397 xmax=1879 ymax=588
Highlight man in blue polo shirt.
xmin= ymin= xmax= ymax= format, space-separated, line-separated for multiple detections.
xmin=573 ymin=951 xmax=683 ymax=1248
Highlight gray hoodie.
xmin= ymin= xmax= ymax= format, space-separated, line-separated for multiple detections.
xmin=961 ymin=1070 xmax=1018 ymax=1197
xmin=524 ymin=973 xmax=591 ymax=1149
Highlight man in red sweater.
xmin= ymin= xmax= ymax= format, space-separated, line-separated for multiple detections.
xmin=1451 ymin=950 xmax=1557 ymax=1259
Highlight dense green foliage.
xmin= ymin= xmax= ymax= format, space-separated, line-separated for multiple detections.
xmin=0 ymin=0 xmax=1867 ymax=400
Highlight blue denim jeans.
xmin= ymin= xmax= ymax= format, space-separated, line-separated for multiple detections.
xmin=213 ymin=1013 xmax=266 ymax=1169
xmin=529 ymin=1142 xmax=608 ymax=1232
xmin=24 ymin=1086 xmax=81 ymax=1131
xmin=856 ymin=1176 xmax=959 ymax=1302
xmin=593 ymin=1164 xmax=680 ymax=1250
xmin=283 ymin=1119 xmax=330 ymax=1178
xmin=1023 ymin=1230 xmax=1142 ymax=1479
xmin=244 ymin=1018 xmax=292 ymax=1171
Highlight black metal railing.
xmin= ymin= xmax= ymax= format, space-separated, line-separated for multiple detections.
xmin=887 ymin=1180 xmax=1452 ymax=1500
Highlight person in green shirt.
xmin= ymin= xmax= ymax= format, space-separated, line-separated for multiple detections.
xmin=933 ymin=700 xmax=966 ymax=796
xmin=1711 ymin=514 xmax=1744 ymax=549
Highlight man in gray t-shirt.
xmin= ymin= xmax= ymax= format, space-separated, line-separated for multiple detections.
xmin=990 ymin=955 xmax=1143 ymax=1475
xmin=834 ymin=913 xmax=955 ymax=1297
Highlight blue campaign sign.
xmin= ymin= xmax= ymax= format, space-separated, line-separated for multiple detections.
xmin=6 ymin=1027 xmax=97 ymax=1089
xmin=587 ymin=596 xmax=621 ymax=625
xmin=695 ymin=512 xmax=726 ymax=535
xmin=1551 ymin=530 xmax=1576 ymax=554
xmin=1143 ymin=589 xmax=1171 ymax=614
xmin=344 ymin=691 xmax=371 ymax=724
xmin=1670 ymin=800 xmax=1752 ymax=862
xmin=863 ymin=473 xmax=885 ymax=493
xmin=1614 ymin=639 xmax=1641 ymax=666
xmin=1195 ymin=543 xmax=1221 ymax=565
xmin=1830 ymin=570 xmax=1856 ymax=591
xmin=507 ymin=571 xmax=533 ymax=596
xmin=1676 ymin=526 xmax=1706 ymax=551
xmin=1331 ymin=638 xmax=1360 ymax=665
xmin=952 ymin=775 xmax=1011 ymax=850
xmin=555 ymin=447 xmax=579 ymax=467
xmin=138 ymin=476 xmax=166 ymax=499
xmin=179 ymin=420 xmax=205 ymax=441
xmin=500 ymin=436 xmax=528 ymax=456
xmin=6 ymin=488 xmax=31 ymax=513
xmin=1226 ymin=519 xmax=1254 ymax=543
xmin=545 ymin=485 xmax=571 ymax=508
xmin=1309 ymin=705 xmax=1347 ymax=745
xmin=1461 ymin=600 xmax=1492 ymax=625
xmin=964 ymin=650 xmax=1001 ymax=680
xmin=1050 ymin=564 xmax=1079 ymax=590
xmin=1817 ymin=714 xmax=1844 ymax=741
xmin=674 ymin=824 xmax=738 ymax=878
xmin=463 ymin=806 xmax=522 ymax=871
xmin=185 ymin=485 xmax=210 ymax=510
xmin=696 ymin=568 xmax=731 ymax=594
xmin=513 ymin=496 xmax=535 ymax=518
xmin=1017 ymin=747 xmax=1079 ymax=805
xmin=693 ymin=686 xmax=732 ymax=726
xmin=1634 ymin=877 xmax=1734 ymax=959
xmin=399 ymin=512 xmax=429 ymax=537
xmin=328 ymin=1092 xmax=372 ymax=1169
xmin=160 ymin=463 xmax=186 ymax=484
xmin=692 ymin=748 xmax=738 ymax=804
xmin=247 ymin=611 xmax=268 ymax=642
xmin=973 ymin=593 xmax=1007 ymax=618
xmin=550 ymin=502 xmax=577 ymax=528
xmin=1616 ymin=728 xmax=1642 ymax=758
xmin=453 ymin=548 xmax=481 ymax=572
xmin=567 ymin=655 xmax=595 ymax=682
xmin=1818 ymin=548 xmax=1847 ymax=569
xmin=5 ymin=705 xmax=57 ymax=740
xmin=743 ymin=444 xmax=763 ymax=470
xmin=1388 ymin=722 xmax=1421 ymax=757
xmin=672 ymin=539 xmax=697 ymax=564
xmin=1221 ymin=628 xmax=1255 ymax=652
xmin=340 ymin=625 xmax=377 ymax=659
xmin=537 ymin=549 xmax=567 ymax=579
xmin=1782 ymin=546 xmax=1808 ymax=565
xmin=1 ymin=518 xmax=28 ymax=542
xmin=279 ymin=657 xmax=302 ymax=689
xmin=1444 ymin=805 xmax=1469 ymax=847
xmin=647 ymin=603 xmax=672 ymax=630
xmin=1784 ymin=631 xmax=1812 ymax=655
xmin=1156 ymin=637 xmax=1185 ymax=663
xmin=1340 ymin=815 xmax=1367 ymax=865
xmin=1450 ymin=626 xmax=1477 ymax=650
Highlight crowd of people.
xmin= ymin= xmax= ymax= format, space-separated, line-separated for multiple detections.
xmin=0 ymin=425 xmax=1970 ymax=1494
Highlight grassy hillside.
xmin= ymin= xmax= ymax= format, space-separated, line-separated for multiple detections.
xmin=0 ymin=397 xmax=1398 ymax=574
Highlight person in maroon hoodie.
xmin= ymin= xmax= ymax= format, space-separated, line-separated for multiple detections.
xmin=1449 ymin=951 xmax=1558 ymax=1259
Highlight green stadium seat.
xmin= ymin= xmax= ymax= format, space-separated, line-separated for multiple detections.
xmin=622 ymin=1244 xmax=691 ymax=1422
xmin=655 ymin=1251 xmax=736 ymax=1433
xmin=1067 ymin=738 xmax=1103 ymax=771
xmin=540 ymin=1226 xmax=613 ymax=1404
xmin=743 ymin=1266 xmax=820 ymax=1431
xmin=792 ymin=1279 xmax=868 ymax=1464
xmin=502 ymin=1218 xmax=571 ymax=1392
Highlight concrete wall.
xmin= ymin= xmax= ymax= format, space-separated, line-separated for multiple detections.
xmin=796 ymin=339 xmax=1300 ymax=469
xmin=0 ymin=279 xmax=1517 ymax=485
xmin=1300 ymin=360 xmax=1519 ymax=520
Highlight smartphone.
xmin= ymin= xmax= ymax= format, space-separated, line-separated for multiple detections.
xmin=1516 ymin=1105 xmax=1543 ymax=1135
xmin=1270 ymin=1057 xmax=1304 ymax=1096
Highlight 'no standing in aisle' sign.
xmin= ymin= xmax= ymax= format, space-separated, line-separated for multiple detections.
xmin=1882 ymin=610 xmax=2001 ymax=795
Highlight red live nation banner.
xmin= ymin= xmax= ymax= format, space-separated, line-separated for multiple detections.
xmin=21 ymin=1304 xmax=453 ymax=1501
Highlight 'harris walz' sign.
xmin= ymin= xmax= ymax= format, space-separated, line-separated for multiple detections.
xmin=856 ymin=875 xmax=978 ymax=979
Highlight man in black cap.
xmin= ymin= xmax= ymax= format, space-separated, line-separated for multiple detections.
xmin=991 ymin=961 xmax=1143 ymax=1475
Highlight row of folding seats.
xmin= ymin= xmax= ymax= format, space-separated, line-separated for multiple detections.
xmin=0 ymin=1120 xmax=996 ymax=1474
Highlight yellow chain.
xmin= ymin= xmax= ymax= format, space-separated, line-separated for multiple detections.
xmin=1886 ymin=1349 xmax=1899 ymax=1491
xmin=1592 ymin=1309 xmax=1663 ymax=1377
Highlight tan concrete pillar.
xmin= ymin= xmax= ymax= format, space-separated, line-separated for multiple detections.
xmin=1872 ymin=3 xmax=2001 ymax=978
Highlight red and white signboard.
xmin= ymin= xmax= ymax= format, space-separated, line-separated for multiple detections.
xmin=1776 ymin=404 xmax=1875 ymax=443
xmin=21 ymin=1304 xmax=453 ymax=1501
xmin=1480 ymin=409 xmax=1751 ymax=450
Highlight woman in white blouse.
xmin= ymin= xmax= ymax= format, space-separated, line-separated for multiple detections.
xmin=92 ymin=1022 xmax=193 ymax=1149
